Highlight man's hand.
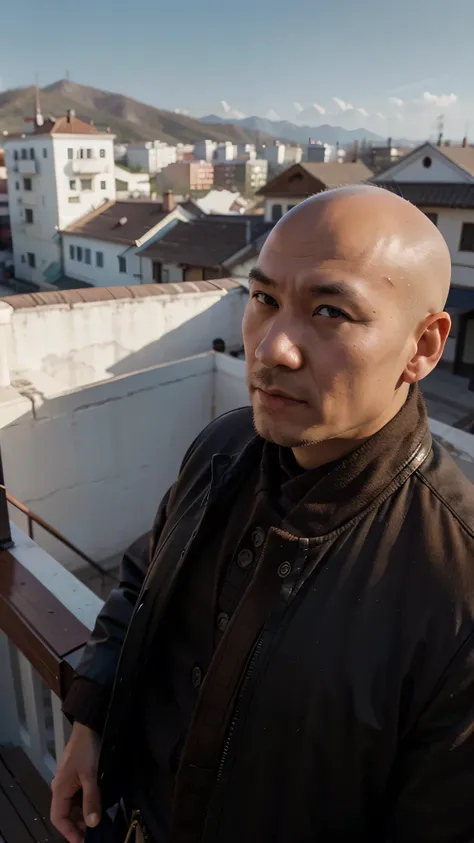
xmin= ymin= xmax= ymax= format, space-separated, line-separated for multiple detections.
xmin=51 ymin=722 xmax=102 ymax=843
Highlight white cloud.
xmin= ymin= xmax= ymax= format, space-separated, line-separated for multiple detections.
xmin=266 ymin=109 xmax=281 ymax=121
xmin=232 ymin=110 xmax=245 ymax=120
xmin=174 ymin=108 xmax=189 ymax=115
xmin=376 ymin=112 xmax=387 ymax=120
xmin=389 ymin=97 xmax=404 ymax=107
xmin=220 ymin=100 xmax=231 ymax=113
xmin=357 ymin=107 xmax=369 ymax=117
xmin=313 ymin=102 xmax=326 ymax=115
xmin=294 ymin=101 xmax=304 ymax=113
xmin=333 ymin=97 xmax=353 ymax=112
xmin=423 ymin=91 xmax=457 ymax=107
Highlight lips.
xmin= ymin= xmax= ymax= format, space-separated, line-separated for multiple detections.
xmin=255 ymin=387 xmax=306 ymax=411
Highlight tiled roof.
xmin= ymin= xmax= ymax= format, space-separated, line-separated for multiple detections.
xmin=139 ymin=218 xmax=272 ymax=267
xmin=63 ymin=200 xmax=172 ymax=245
xmin=18 ymin=115 xmax=103 ymax=136
xmin=376 ymin=181 xmax=474 ymax=209
xmin=258 ymin=161 xmax=372 ymax=197
xmin=299 ymin=161 xmax=372 ymax=187
xmin=0 ymin=279 xmax=241 ymax=310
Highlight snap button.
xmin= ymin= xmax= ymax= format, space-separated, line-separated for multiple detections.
xmin=251 ymin=527 xmax=265 ymax=548
xmin=217 ymin=612 xmax=229 ymax=632
xmin=191 ymin=666 xmax=202 ymax=688
xmin=278 ymin=561 xmax=292 ymax=578
xmin=237 ymin=548 xmax=253 ymax=569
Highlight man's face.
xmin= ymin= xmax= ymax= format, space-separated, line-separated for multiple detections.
xmin=243 ymin=205 xmax=419 ymax=450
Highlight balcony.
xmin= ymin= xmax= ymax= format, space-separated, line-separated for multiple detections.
xmin=72 ymin=158 xmax=108 ymax=175
xmin=0 ymin=279 xmax=473 ymax=838
xmin=18 ymin=159 xmax=39 ymax=176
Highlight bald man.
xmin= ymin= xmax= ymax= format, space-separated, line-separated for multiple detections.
xmin=54 ymin=187 xmax=474 ymax=843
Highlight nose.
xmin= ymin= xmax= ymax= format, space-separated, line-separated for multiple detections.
xmin=255 ymin=320 xmax=304 ymax=370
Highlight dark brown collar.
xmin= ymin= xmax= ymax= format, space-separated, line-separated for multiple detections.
xmin=252 ymin=385 xmax=431 ymax=539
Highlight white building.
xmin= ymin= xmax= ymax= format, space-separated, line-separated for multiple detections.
xmin=3 ymin=110 xmax=115 ymax=286
xmin=127 ymin=141 xmax=177 ymax=174
xmin=115 ymin=165 xmax=151 ymax=199
xmin=62 ymin=197 xmax=193 ymax=288
xmin=214 ymin=142 xmax=237 ymax=163
xmin=194 ymin=139 xmax=217 ymax=163
xmin=373 ymin=141 xmax=474 ymax=374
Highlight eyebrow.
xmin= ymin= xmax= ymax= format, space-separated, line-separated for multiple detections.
xmin=248 ymin=266 xmax=367 ymax=303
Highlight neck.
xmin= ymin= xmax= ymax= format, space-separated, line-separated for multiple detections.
xmin=292 ymin=385 xmax=410 ymax=470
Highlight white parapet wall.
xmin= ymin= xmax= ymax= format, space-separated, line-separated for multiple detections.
xmin=0 ymin=281 xmax=247 ymax=391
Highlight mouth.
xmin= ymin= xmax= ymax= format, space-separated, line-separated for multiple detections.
xmin=254 ymin=386 xmax=307 ymax=411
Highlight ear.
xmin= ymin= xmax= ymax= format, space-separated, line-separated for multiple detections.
xmin=402 ymin=312 xmax=451 ymax=384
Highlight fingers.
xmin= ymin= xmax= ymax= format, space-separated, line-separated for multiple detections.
xmin=81 ymin=773 xmax=102 ymax=829
xmin=51 ymin=786 xmax=85 ymax=843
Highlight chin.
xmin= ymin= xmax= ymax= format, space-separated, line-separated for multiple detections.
xmin=252 ymin=407 xmax=306 ymax=448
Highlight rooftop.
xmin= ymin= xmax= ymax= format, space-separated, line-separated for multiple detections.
xmin=438 ymin=145 xmax=474 ymax=178
xmin=376 ymin=181 xmax=474 ymax=209
xmin=139 ymin=217 xmax=272 ymax=267
xmin=258 ymin=161 xmax=372 ymax=197
xmin=62 ymin=199 xmax=183 ymax=245
xmin=5 ymin=113 xmax=110 ymax=139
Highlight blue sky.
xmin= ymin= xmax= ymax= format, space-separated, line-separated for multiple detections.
xmin=2 ymin=0 xmax=472 ymax=140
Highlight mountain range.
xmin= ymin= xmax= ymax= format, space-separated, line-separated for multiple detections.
xmin=0 ymin=79 xmax=387 ymax=149
xmin=201 ymin=114 xmax=384 ymax=146
xmin=0 ymin=80 xmax=283 ymax=146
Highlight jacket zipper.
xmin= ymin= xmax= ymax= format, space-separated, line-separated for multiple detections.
xmin=216 ymin=537 xmax=310 ymax=784
xmin=124 ymin=809 xmax=150 ymax=843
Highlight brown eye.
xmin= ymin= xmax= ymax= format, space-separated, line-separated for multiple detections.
xmin=253 ymin=291 xmax=278 ymax=307
xmin=314 ymin=305 xmax=347 ymax=319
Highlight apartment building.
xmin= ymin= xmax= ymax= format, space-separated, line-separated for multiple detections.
xmin=126 ymin=141 xmax=177 ymax=174
xmin=214 ymin=159 xmax=268 ymax=195
xmin=3 ymin=109 xmax=115 ymax=286
xmin=158 ymin=160 xmax=214 ymax=194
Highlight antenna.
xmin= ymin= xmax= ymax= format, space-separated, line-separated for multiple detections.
xmin=436 ymin=114 xmax=444 ymax=147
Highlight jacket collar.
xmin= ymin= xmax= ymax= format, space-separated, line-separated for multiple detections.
xmin=218 ymin=385 xmax=431 ymax=539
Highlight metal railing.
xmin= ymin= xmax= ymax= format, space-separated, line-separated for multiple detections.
xmin=0 ymin=444 xmax=115 ymax=581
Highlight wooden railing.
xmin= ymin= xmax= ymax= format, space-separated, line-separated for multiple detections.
xmin=0 ymin=523 xmax=103 ymax=783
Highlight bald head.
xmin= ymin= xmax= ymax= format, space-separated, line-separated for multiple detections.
xmin=267 ymin=185 xmax=451 ymax=316
xmin=243 ymin=184 xmax=452 ymax=464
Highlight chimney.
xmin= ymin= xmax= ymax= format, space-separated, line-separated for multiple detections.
xmin=66 ymin=109 xmax=76 ymax=123
xmin=462 ymin=136 xmax=468 ymax=148
xmin=163 ymin=189 xmax=175 ymax=213
xmin=352 ymin=140 xmax=359 ymax=162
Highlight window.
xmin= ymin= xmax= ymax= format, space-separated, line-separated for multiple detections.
xmin=459 ymin=223 xmax=474 ymax=252
xmin=271 ymin=204 xmax=283 ymax=222
xmin=424 ymin=212 xmax=438 ymax=226
xmin=100 ymin=180 xmax=106 ymax=190
xmin=27 ymin=252 xmax=36 ymax=268
xmin=78 ymin=148 xmax=85 ymax=159
xmin=96 ymin=251 xmax=104 ymax=268
xmin=21 ymin=255 xmax=25 ymax=263
xmin=25 ymin=208 xmax=34 ymax=224
xmin=69 ymin=245 xmax=75 ymax=260
xmin=29 ymin=148 xmax=35 ymax=160
xmin=77 ymin=247 xmax=83 ymax=262
xmin=422 ymin=156 xmax=432 ymax=169
xmin=15 ymin=181 xmax=20 ymax=191
xmin=68 ymin=196 xmax=80 ymax=203
xmin=81 ymin=179 xmax=92 ymax=191
xmin=118 ymin=256 xmax=127 ymax=274
xmin=100 ymin=149 xmax=106 ymax=158
xmin=23 ymin=178 xmax=32 ymax=191
xmin=69 ymin=180 xmax=76 ymax=190
xmin=85 ymin=248 xmax=91 ymax=265
xmin=86 ymin=148 xmax=93 ymax=159
xmin=153 ymin=261 xmax=162 ymax=283
xmin=68 ymin=148 xmax=73 ymax=160
xmin=21 ymin=148 xmax=27 ymax=160
xmin=43 ymin=148 xmax=47 ymax=159
xmin=287 ymin=204 xmax=296 ymax=211
xmin=14 ymin=150 xmax=19 ymax=161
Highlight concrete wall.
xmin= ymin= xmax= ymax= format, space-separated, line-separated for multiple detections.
xmin=0 ymin=355 xmax=215 ymax=569
xmin=214 ymin=354 xmax=249 ymax=416
xmin=4 ymin=287 xmax=247 ymax=389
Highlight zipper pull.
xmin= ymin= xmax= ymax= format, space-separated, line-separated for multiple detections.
xmin=123 ymin=817 xmax=138 ymax=843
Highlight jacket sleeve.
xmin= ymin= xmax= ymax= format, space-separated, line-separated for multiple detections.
xmin=387 ymin=631 xmax=474 ymax=842
xmin=62 ymin=485 xmax=174 ymax=733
